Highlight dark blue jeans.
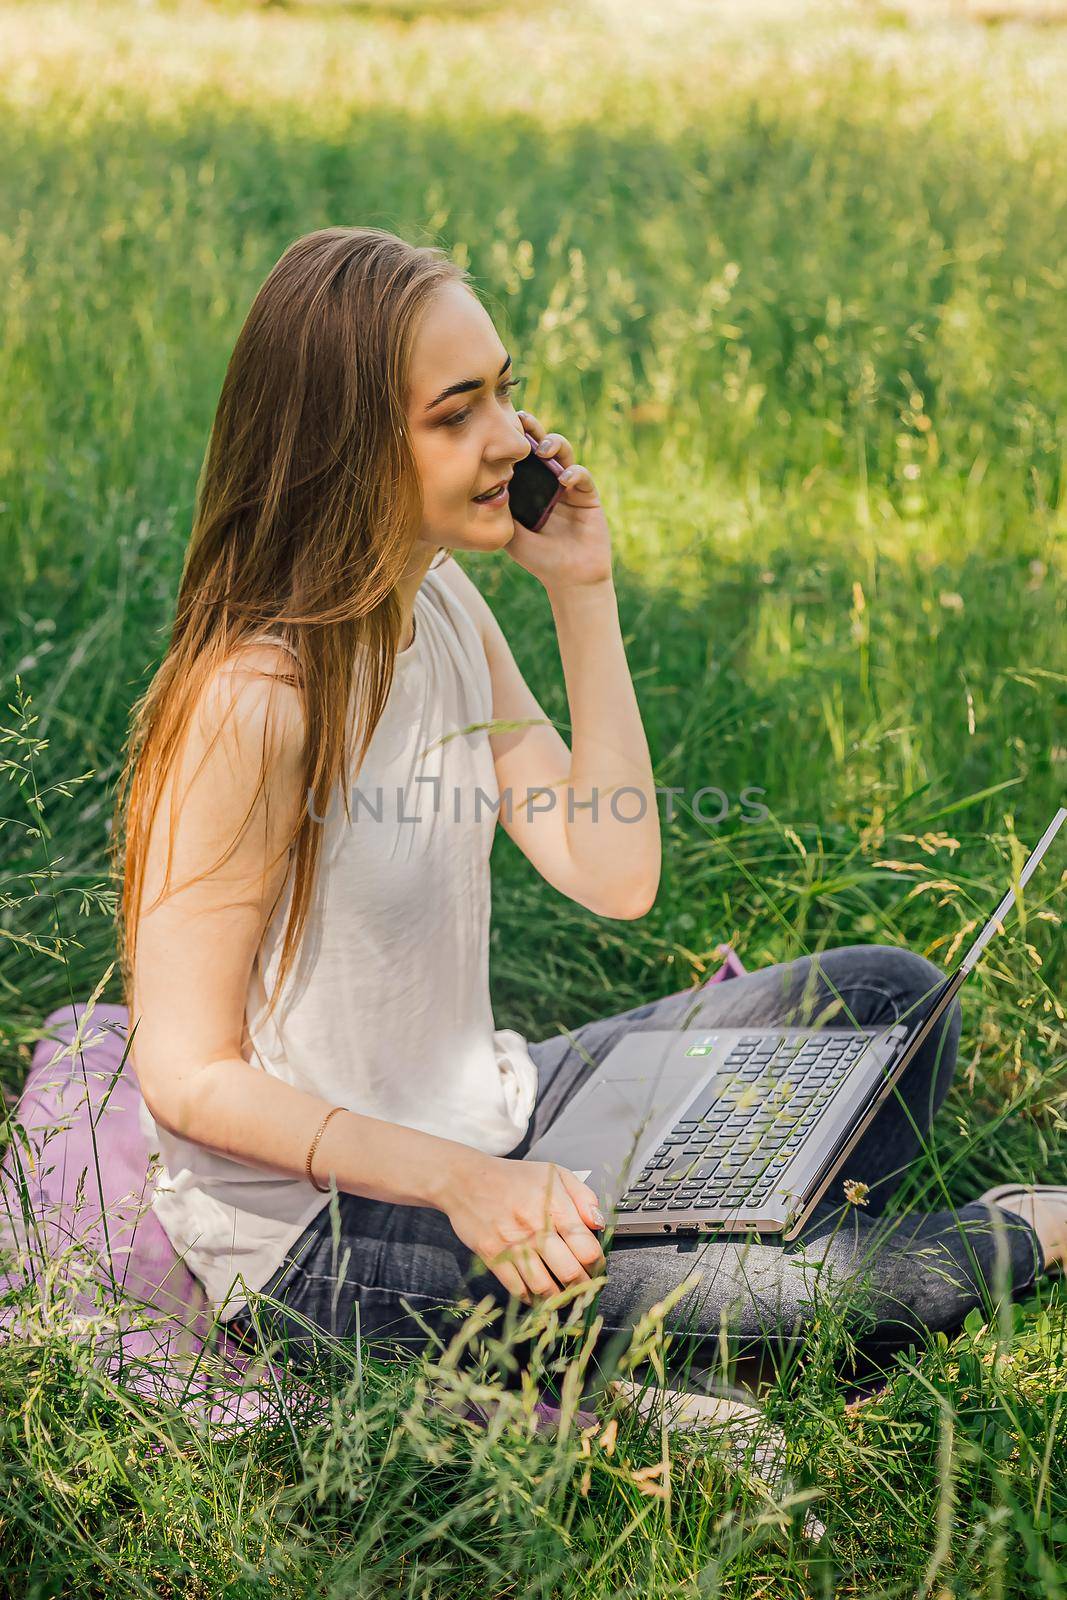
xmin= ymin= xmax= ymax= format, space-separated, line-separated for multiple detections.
xmin=227 ymin=945 xmax=1044 ymax=1379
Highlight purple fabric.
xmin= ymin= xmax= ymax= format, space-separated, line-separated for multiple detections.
xmin=0 ymin=948 xmax=747 ymax=1436
xmin=0 ymin=1000 xmax=289 ymax=1431
xmin=704 ymin=944 xmax=747 ymax=984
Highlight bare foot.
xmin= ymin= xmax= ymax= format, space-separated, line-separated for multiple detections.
xmin=981 ymin=1185 xmax=1067 ymax=1272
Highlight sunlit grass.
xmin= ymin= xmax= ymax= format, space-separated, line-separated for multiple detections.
xmin=0 ymin=0 xmax=1065 ymax=1592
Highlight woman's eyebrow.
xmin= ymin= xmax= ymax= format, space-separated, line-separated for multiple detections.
xmin=424 ymin=353 xmax=512 ymax=413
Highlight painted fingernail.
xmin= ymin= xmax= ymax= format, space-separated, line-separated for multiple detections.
xmin=592 ymin=1207 xmax=606 ymax=1227
xmin=538 ymin=437 xmax=553 ymax=452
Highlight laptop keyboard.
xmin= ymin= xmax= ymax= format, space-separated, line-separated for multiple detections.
xmin=613 ymin=1031 xmax=873 ymax=1219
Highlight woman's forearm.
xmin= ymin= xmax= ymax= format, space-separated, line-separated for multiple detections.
xmin=547 ymin=578 xmax=661 ymax=911
xmin=146 ymin=1055 xmax=477 ymax=1213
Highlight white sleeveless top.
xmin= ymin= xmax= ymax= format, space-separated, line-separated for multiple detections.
xmin=139 ymin=562 xmax=539 ymax=1323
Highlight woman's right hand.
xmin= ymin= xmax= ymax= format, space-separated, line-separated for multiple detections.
xmin=441 ymin=1153 xmax=608 ymax=1307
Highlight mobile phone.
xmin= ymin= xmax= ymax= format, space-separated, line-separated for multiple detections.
xmin=508 ymin=429 xmax=567 ymax=532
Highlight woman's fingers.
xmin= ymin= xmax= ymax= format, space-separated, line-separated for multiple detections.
xmin=494 ymin=1236 xmax=559 ymax=1303
xmin=517 ymin=411 xmax=575 ymax=469
xmin=492 ymin=1260 xmax=533 ymax=1307
xmin=558 ymin=1166 xmax=605 ymax=1230
xmin=516 ymin=1241 xmax=562 ymax=1302
xmin=556 ymin=1214 xmax=607 ymax=1274
xmin=518 ymin=1220 xmax=605 ymax=1300
xmin=535 ymin=433 xmax=575 ymax=468
xmin=493 ymin=1234 xmax=603 ymax=1308
xmin=537 ymin=1229 xmax=599 ymax=1290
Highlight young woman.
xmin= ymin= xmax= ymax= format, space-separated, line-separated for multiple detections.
xmin=115 ymin=226 xmax=1063 ymax=1386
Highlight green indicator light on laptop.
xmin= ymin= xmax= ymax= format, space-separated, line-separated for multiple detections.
xmin=686 ymin=1042 xmax=714 ymax=1056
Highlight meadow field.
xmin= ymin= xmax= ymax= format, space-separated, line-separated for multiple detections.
xmin=0 ymin=0 xmax=1065 ymax=1592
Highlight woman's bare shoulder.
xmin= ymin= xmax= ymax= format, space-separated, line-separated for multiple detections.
xmin=195 ymin=639 xmax=307 ymax=770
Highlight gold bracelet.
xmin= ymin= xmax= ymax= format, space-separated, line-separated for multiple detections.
xmin=306 ymin=1105 xmax=345 ymax=1193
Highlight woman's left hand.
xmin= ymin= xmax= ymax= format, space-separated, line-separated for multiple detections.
xmin=504 ymin=410 xmax=613 ymax=595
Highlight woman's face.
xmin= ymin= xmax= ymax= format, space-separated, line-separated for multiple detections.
xmin=406 ymin=281 xmax=532 ymax=554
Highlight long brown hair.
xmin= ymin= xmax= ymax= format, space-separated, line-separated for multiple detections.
xmin=112 ymin=225 xmax=469 ymax=1026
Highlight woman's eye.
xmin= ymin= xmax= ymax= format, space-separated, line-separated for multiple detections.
xmin=444 ymin=377 xmax=522 ymax=428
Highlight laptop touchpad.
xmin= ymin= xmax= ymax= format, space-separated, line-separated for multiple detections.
xmin=607 ymin=1068 xmax=736 ymax=1109
xmin=528 ymin=1064 xmax=730 ymax=1175
xmin=530 ymin=1078 xmax=668 ymax=1176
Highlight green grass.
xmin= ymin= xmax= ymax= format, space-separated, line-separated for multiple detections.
xmin=0 ymin=0 xmax=1065 ymax=1592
